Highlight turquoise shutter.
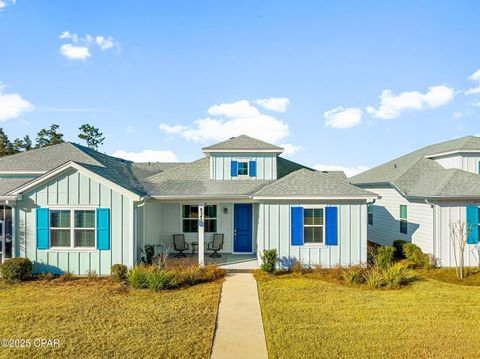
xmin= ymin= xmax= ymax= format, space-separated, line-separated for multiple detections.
xmin=96 ymin=208 xmax=111 ymax=250
xmin=36 ymin=208 xmax=49 ymax=249
xmin=249 ymin=160 xmax=257 ymax=177
xmin=231 ymin=161 xmax=238 ymax=177
xmin=478 ymin=161 xmax=480 ymax=175
xmin=466 ymin=206 xmax=479 ymax=244
xmin=291 ymin=207 xmax=304 ymax=245
xmin=325 ymin=207 xmax=338 ymax=245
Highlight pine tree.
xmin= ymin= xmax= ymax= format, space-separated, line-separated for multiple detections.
xmin=35 ymin=124 xmax=64 ymax=148
xmin=0 ymin=128 xmax=14 ymax=157
xmin=78 ymin=124 xmax=105 ymax=150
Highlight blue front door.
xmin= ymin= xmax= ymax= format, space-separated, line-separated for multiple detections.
xmin=234 ymin=204 xmax=252 ymax=252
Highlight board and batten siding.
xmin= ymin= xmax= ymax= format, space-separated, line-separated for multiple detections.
xmin=257 ymin=201 xmax=368 ymax=267
xmin=433 ymin=153 xmax=480 ymax=174
xmin=434 ymin=201 xmax=480 ymax=267
xmin=16 ymin=169 xmax=135 ymax=275
xmin=366 ymin=186 xmax=433 ymax=253
xmin=209 ymin=154 xmax=277 ymax=180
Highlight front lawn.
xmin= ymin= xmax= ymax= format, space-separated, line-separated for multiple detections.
xmin=0 ymin=278 xmax=221 ymax=358
xmin=257 ymin=273 xmax=480 ymax=358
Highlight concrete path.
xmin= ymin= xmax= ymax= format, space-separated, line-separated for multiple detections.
xmin=211 ymin=273 xmax=268 ymax=359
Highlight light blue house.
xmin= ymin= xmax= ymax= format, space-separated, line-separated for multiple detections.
xmin=0 ymin=135 xmax=375 ymax=274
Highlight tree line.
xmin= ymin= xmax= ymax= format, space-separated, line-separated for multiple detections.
xmin=0 ymin=123 xmax=105 ymax=157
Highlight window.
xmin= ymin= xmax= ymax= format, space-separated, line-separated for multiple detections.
xmin=182 ymin=205 xmax=217 ymax=233
xmin=303 ymin=208 xmax=324 ymax=244
xmin=50 ymin=209 xmax=96 ymax=248
xmin=399 ymin=205 xmax=407 ymax=234
xmin=368 ymin=205 xmax=374 ymax=225
xmin=237 ymin=161 xmax=249 ymax=176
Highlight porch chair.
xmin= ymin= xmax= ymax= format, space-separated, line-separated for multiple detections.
xmin=207 ymin=234 xmax=224 ymax=258
xmin=173 ymin=234 xmax=189 ymax=258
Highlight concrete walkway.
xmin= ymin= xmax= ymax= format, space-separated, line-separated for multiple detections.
xmin=211 ymin=273 xmax=268 ymax=359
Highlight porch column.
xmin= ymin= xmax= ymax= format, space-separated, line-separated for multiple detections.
xmin=198 ymin=203 xmax=205 ymax=267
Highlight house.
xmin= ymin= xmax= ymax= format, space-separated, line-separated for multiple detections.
xmin=0 ymin=135 xmax=375 ymax=274
xmin=350 ymin=136 xmax=480 ymax=267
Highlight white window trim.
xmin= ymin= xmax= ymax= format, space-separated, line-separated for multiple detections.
xmin=49 ymin=207 xmax=97 ymax=251
xmin=303 ymin=206 xmax=326 ymax=246
xmin=236 ymin=160 xmax=250 ymax=177
xmin=181 ymin=204 xmax=218 ymax=234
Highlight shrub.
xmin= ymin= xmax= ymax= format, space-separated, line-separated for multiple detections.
xmin=341 ymin=266 xmax=365 ymax=284
xmin=199 ymin=264 xmax=225 ymax=282
xmin=403 ymin=243 xmax=431 ymax=268
xmin=365 ymin=269 xmax=385 ymax=288
xmin=142 ymin=244 xmax=155 ymax=265
xmin=393 ymin=240 xmax=407 ymax=259
xmin=38 ymin=272 xmax=55 ymax=281
xmin=291 ymin=259 xmax=311 ymax=275
xmin=128 ymin=265 xmax=150 ymax=289
xmin=178 ymin=265 xmax=202 ymax=286
xmin=383 ymin=263 xmax=414 ymax=288
xmin=0 ymin=258 xmax=33 ymax=283
xmin=58 ymin=271 xmax=75 ymax=282
xmin=111 ymin=264 xmax=128 ymax=282
xmin=260 ymin=249 xmax=277 ymax=274
xmin=86 ymin=269 xmax=98 ymax=279
xmin=147 ymin=270 xmax=177 ymax=291
xmin=375 ymin=246 xmax=396 ymax=270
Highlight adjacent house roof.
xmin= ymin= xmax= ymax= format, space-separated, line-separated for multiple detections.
xmin=350 ymin=135 xmax=480 ymax=198
xmin=254 ymin=169 xmax=375 ymax=198
xmin=202 ymin=135 xmax=284 ymax=153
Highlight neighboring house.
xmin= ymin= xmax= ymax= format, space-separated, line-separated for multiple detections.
xmin=0 ymin=135 xmax=375 ymax=274
xmin=350 ymin=136 xmax=480 ymax=267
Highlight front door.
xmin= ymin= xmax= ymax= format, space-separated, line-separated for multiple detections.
xmin=234 ymin=204 xmax=252 ymax=253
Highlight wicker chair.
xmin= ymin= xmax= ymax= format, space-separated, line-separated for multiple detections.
xmin=207 ymin=234 xmax=224 ymax=258
xmin=173 ymin=234 xmax=189 ymax=258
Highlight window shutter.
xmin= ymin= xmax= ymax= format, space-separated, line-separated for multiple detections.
xmin=231 ymin=161 xmax=238 ymax=177
xmin=291 ymin=207 xmax=304 ymax=246
xmin=466 ymin=206 xmax=479 ymax=244
xmin=96 ymin=208 xmax=111 ymax=250
xmin=36 ymin=208 xmax=49 ymax=250
xmin=325 ymin=207 xmax=338 ymax=246
xmin=249 ymin=160 xmax=257 ymax=177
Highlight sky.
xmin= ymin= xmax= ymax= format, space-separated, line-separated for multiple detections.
xmin=1 ymin=1 xmax=480 ymax=177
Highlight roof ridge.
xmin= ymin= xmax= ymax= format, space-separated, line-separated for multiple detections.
xmin=143 ymin=157 xmax=208 ymax=182
xmin=433 ymin=168 xmax=460 ymax=195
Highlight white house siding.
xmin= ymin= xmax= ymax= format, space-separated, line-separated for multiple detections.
xmin=257 ymin=201 xmax=367 ymax=267
xmin=433 ymin=153 xmax=480 ymax=174
xmin=367 ymin=186 xmax=433 ymax=253
xmin=140 ymin=200 xmax=258 ymax=255
xmin=210 ymin=154 xmax=277 ymax=180
xmin=16 ymin=169 xmax=135 ymax=275
xmin=434 ymin=201 xmax=480 ymax=267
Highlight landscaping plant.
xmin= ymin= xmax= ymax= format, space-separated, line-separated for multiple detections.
xmin=403 ymin=243 xmax=431 ymax=269
xmin=393 ymin=240 xmax=407 ymax=259
xmin=383 ymin=263 xmax=413 ymax=288
xmin=260 ymin=249 xmax=278 ymax=274
xmin=142 ymin=244 xmax=155 ymax=265
xmin=341 ymin=266 xmax=365 ymax=284
xmin=147 ymin=269 xmax=177 ymax=291
xmin=128 ymin=265 xmax=150 ymax=289
xmin=111 ymin=264 xmax=128 ymax=282
xmin=0 ymin=257 xmax=32 ymax=283
xmin=375 ymin=246 xmax=396 ymax=270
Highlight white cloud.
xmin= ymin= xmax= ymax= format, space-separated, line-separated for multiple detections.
xmin=313 ymin=164 xmax=370 ymax=178
xmin=324 ymin=107 xmax=362 ymax=129
xmin=255 ymin=97 xmax=290 ymax=112
xmin=0 ymin=0 xmax=15 ymax=10
xmin=159 ymin=99 xmax=296 ymax=148
xmin=366 ymin=85 xmax=455 ymax=119
xmin=59 ymin=31 xmax=119 ymax=60
xmin=60 ymin=44 xmax=91 ymax=60
xmin=453 ymin=112 xmax=464 ymax=119
xmin=126 ymin=125 xmax=140 ymax=133
xmin=469 ymin=69 xmax=480 ymax=81
xmin=465 ymin=69 xmax=480 ymax=95
xmin=472 ymin=100 xmax=480 ymax=107
xmin=279 ymin=143 xmax=302 ymax=156
xmin=112 ymin=149 xmax=178 ymax=162
xmin=0 ymin=83 xmax=34 ymax=121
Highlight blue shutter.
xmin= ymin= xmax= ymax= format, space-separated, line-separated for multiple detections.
xmin=478 ymin=161 xmax=480 ymax=175
xmin=249 ymin=160 xmax=257 ymax=177
xmin=36 ymin=208 xmax=49 ymax=249
xmin=325 ymin=207 xmax=338 ymax=246
xmin=466 ymin=206 xmax=479 ymax=244
xmin=231 ymin=161 xmax=238 ymax=177
xmin=291 ymin=207 xmax=304 ymax=246
xmin=96 ymin=208 xmax=111 ymax=250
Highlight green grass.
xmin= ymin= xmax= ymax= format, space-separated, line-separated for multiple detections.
xmin=0 ymin=278 xmax=222 ymax=358
xmin=257 ymin=273 xmax=480 ymax=358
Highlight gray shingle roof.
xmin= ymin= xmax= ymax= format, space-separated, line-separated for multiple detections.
xmin=254 ymin=169 xmax=376 ymax=197
xmin=0 ymin=178 xmax=33 ymax=196
xmin=202 ymin=135 xmax=284 ymax=152
xmin=350 ymin=136 xmax=480 ymax=198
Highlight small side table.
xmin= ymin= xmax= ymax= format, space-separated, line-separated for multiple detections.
xmin=191 ymin=242 xmax=199 ymax=257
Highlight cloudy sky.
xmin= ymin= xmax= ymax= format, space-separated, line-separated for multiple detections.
xmin=1 ymin=1 xmax=480 ymax=176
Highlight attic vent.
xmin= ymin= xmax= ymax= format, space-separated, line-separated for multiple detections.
xmin=229 ymin=137 xmax=235 ymax=139
xmin=394 ymin=163 xmax=397 ymax=168
xmin=322 ymin=171 xmax=328 ymax=173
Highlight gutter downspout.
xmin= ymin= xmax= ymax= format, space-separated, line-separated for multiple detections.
xmin=425 ymin=198 xmax=436 ymax=259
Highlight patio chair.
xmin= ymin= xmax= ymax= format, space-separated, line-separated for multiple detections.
xmin=173 ymin=234 xmax=189 ymax=258
xmin=207 ymin=234 xmax=224 ymax=258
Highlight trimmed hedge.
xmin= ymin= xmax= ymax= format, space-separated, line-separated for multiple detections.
xmin=0 ymin=258 xmax=33 ymax=283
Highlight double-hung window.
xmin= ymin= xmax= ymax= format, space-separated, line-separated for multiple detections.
xmin=303 ymin=208 xmax=324 ymax=244
xmin=399 ymin=205 xmax=407 ymax=234
xmin=182 ymin=205 xmax=217 ymax=233
xmin=368 ymin=205 xmax=374 ymax=225
xmin=237 ymin=161 xmax=249 ymax=176
xmin=50 ymin=209 xmax=96 ymax=248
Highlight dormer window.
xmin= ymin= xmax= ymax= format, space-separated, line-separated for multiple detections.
xmin=237 ymin=161 xmax=249 ymax=176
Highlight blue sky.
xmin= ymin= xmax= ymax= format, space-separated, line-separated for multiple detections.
xmin=1 ymin=1 xmax=480 ymax=176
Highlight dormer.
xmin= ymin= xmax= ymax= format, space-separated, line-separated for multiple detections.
xmin=202 ymin=135 xmax=284 ymax=180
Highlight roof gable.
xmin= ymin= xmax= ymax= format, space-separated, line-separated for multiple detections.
xmin=202 ymin=135 xmax=284 ymax=153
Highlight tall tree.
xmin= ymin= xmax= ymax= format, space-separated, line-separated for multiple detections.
xmin=35 ymin=124 xmax=64 ymax=148
xmin=78 ymin=124 xmax=105 ymax=150
xmin=0 ymin=128 xmax=15 ymax=157
xmin=13 ymin=135 xmax=33 ymax=152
